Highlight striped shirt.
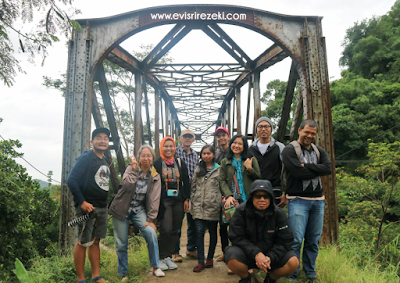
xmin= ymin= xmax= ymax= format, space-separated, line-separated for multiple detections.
xmin=175 ymin=146 xmax=199 ymax=181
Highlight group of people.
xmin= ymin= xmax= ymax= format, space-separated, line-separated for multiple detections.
xmin=67 ymin=117 xmax=332 ymax=283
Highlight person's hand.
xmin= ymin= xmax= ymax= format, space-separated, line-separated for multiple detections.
xmin=276 ymin=195 xmax=288 ymax=208
xmin=301 ymin=163 xmax=304 ymax=167
xmin=144 ymin=221 xmax=157 ymax=232
xmin=244 ymin=157 xmax=254 ymax=172
xmin=129 ymin=155 xmax=139 ymax=170
xmin=255 ymin=252 xmax=271 ymax=272
xmin=184 ymin=200 xmax=189 ymax=212
xmin=224 ymin=196 xmax=236 ymax=209
xmin=81 ymin=201 xmax=95 ymax=213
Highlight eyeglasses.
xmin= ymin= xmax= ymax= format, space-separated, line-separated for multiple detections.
xmin=253 ymin=194 xmax=269 ymax=200
xmin=257 ymin=125 xmax=271 ymax=130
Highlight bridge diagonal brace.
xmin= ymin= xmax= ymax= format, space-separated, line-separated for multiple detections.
xmin=277 ymin=60 xmax=299 ymax=142
xmin=208 ymin=23 xmax=252 ymax=64
xmin=144 ymin=25 xmax=192 ymax=70
xmin=201 ymin=25 xmax=247 ymax=67
xmin=94 ymin=64 xmax=126 ymax=177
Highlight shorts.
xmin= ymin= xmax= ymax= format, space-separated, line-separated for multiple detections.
xmin=74 ymin=206 xmax=108 ymax=244
xmin=224 ymin=246 xmax=296 ymax=271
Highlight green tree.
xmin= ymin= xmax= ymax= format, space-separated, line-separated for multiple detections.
xmin=260 ymin=79 xmax=300 ymax=138
xmin=337 ymin=142 xmax=400 ymax=261
xmin=0 ymin=0 xmax=80 ymax=86
xmin=0 ymin=136 xmax=60 ymax=279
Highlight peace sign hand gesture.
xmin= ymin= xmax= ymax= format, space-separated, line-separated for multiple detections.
xmin=129 ymin=155 xmax=139 ymax=170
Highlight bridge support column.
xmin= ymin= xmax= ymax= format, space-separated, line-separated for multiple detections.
xmin=253 ymin=72 xmax=261 ymax=141
xmin=155 ymin=89 xmax=160 ymax=157
xmin=134 ymin=73 xmax=143 ymax=154
xmin=236 ymin=87 xmax=241 ymax=135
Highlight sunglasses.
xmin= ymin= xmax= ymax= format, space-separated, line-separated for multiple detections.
xmin=253 ymin=194 xmax=269 ymax=200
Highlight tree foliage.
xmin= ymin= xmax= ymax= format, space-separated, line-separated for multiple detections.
xmin=0 ymin=137 xmax=59 ymax=280
xmin=0 ymin=0 xmax=80 ymax=86
xmin=337 ymin=142 xmax=400 ymax=265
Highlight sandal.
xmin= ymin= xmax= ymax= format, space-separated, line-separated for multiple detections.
xmin=91 ymin=275 xmax=106 ymax=282
xmin=76 ymin=280 xmax=87 ymax=283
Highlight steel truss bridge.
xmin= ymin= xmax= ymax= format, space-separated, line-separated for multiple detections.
xmin=60 ymin=4 xmax=338 ymax=250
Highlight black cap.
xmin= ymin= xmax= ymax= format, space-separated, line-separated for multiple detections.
xmin=91 ymin=127 xmax=110 ymax=140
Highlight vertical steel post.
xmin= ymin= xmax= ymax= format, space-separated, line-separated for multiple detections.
xmin=155 ymin=89 xmax=160 ymax=157
xmin=161 ymin=98 xmax=165 ymax=138
xmin=227 ymin=101 xmax=231 ymax=136
xmin=165 ymin=100 xmax=170 ymax=136
xmin=245 ymin=81 xmax=252 ymax=139
xmin=236 ymin=87 xmax=242 ymax=135
xmin=253 ymin=72 xmax=261 ymax=141
xmin=134 ymin=73 xmax=143 ymax=154
xmin=144 ymin=85 xmax=152 ymax=146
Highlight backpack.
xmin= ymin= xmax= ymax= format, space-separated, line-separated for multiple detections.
xmin=280 ymin=141 xmax=320 ymax=192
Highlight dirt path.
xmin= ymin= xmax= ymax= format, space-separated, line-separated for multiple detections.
xmin=143 ymin=216 xmax=239 ymax=283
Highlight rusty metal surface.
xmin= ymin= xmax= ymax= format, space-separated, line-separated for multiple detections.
xmin=277 ymin=61 xmax=299 ymax=142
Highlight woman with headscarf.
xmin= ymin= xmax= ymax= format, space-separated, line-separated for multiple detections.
xmin=219 ymin=134 xmax=261 ymax=273
xmin=153 ymin=136 xmax=190 ymax=271
xmin=109 ymin=145 xmax=165 ymax=280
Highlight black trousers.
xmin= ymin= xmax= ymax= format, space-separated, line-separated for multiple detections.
xmin=158 ymin=198 xmax=184 ymax=259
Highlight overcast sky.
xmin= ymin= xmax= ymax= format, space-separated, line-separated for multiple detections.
xmin=0 ymin=0 xmax=396 ymax=184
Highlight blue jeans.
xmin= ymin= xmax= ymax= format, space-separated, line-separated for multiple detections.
xmin=195 ymin=219 xmax=218 ymax=263
xmin=113 ymin=210 xmax=159 ymax=276
xmin=174 ymin=212 xmax=197 ymax=254
xmin=288 ymin=198 xmax=324 ymax=279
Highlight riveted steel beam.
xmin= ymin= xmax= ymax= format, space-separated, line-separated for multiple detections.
xmin=277 ymin=60 xmax=299 ymax=142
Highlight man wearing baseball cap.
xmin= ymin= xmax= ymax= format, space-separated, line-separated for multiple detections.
xmin=249 ymin=117 xmax=285 ymax=205
xmin=67 ymin=127 xmax=111 ymax=283
xmin=214 ymin=126 xmax=230 ymax=165
xmin=225 ymin=180 xmax=298 ymax=283
xmin=172 ymin=129 xmax=199 ymax=262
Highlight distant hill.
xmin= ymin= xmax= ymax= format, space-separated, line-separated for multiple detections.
xmin=33 ymin=179 xmax=51 ymax=189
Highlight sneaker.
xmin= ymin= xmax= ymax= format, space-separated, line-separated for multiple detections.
xmin=216 ymin=254 xmax=224 ymax=262
xmin=264 ymin=274 xmax=277 ymax=283
xmin=193 ymin=263 xmax=205 ymax=272
xmin=239 ymin=273 xmax=256 ymax=283
xmin=153 ymin=268 xmax=165 ymax=277
xmin=165 ymin=257 xmax=178 ymax=270
xmin=307 ymin=278 xmax=320 ymax=283
xmin=186 ymin=250 xmax=198 ymax=258
xmin=159 ymin=259 xmax=168 ymax=271
xmin=172 ymin=254 xmax=183 ymax=262
xmin=121 ymin=276 xmax=128 ymax=282
xmin=205 ymin=260 xmax=213 ymax=268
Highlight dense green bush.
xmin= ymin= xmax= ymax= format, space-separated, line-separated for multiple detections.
xmin=0 ymin=139 xmax=60 ymax=280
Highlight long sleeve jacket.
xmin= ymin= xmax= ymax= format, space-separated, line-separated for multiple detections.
xmin=109 ymin=165 xmax=161 ymax=223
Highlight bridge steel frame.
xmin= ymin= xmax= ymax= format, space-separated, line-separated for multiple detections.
xmin=60 ymin=4 xmax=338 ymax=250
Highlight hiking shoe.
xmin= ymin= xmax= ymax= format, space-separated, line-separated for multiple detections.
xmin=121 ymin=276 xmax=128 ymax=282
xmin=264 ymin=274 xmax=277 ymax=283
xmin=153 ymin=268 xmax=165 ymax=277
xmin=172 ymin=253 xmax=183 ymax=262
xmin=216 ymin=254 xmax=224 ymax=262
xmin=159 ymin=259 xmax=168 ymax=271
xmin=307 ymin=278 xmax=320 ymax=283
xmin=238 ymin=273 xmax=256 ymax=283
xmin=193 ymin=263 xmax=205 ymax=272
xmin=165 ymin=257 xmax=178 ymax=269
xmin=205 ymin=260 xmax=213 ymax=268
xmin=186 ymin=250 xmax=198 ymax=258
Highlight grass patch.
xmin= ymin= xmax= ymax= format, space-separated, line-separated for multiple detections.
xmin=11 ymin=235 xmax=150 ymax=283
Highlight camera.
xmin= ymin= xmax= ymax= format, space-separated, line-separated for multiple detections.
xmin=167 ymin=189 xmax=179 ymax=197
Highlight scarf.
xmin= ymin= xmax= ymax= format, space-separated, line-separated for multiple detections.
xmin=232 ymin=156 xmax=247 ymax=202
xmin=160 ymin=136 xmax=176 ymax=165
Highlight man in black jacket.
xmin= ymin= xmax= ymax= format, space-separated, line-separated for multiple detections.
xmin=249 ymin=117 xmax=285 ymax=205
xmin=225 ymin=180 xmax=298 ymax=283
xmin=279 ymin=119 xmax=332 ymax=282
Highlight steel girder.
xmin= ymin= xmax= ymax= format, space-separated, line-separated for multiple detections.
xmin=61 ymin=4 xmax=338 ymax=249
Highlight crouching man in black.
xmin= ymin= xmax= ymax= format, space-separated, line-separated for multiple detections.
xmin=225 ymin=180 xmax=299 ymax=283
